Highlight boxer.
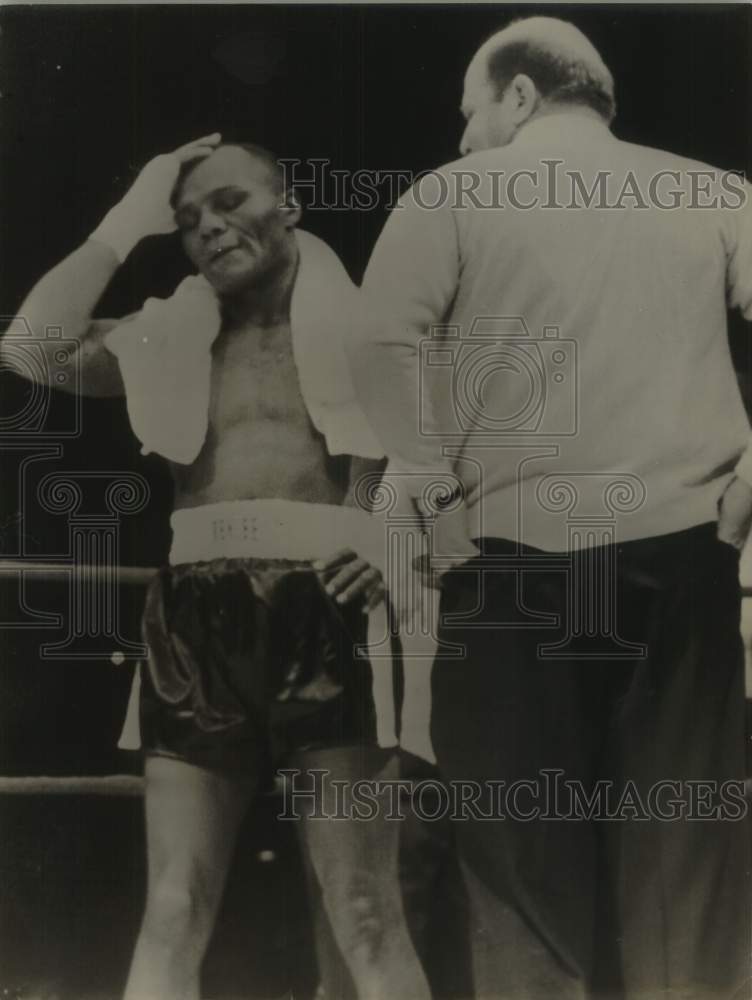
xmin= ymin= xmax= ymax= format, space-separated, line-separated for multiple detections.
xmin=9 ymin=135 xmax=431 ymax=1000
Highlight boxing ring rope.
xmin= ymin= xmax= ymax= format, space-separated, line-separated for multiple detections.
xmin=1 ymin=559 xmax=148 ymax=797
xmin=1 ymin=558 xmax=751 ymax=799
xmin=0 ymin=775 xmax=145 ymax=796
xmin=0 ymin=560 xmax=156 ymax=585
xmin=0 ymin=558 xmax=300 ymax=801
xmin=3 ymin=557 xmax=752 ymax=598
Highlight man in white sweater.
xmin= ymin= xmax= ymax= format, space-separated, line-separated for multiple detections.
xmin=352 ymin=16 xmax=752 ymax=999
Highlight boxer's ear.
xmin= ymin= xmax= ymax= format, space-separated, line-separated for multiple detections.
xmin=279 ymin=188 xmax=302 ymax=228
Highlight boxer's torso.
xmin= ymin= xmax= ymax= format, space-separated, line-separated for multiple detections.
xmin=169 ymin=319 xmax=349 ymax=511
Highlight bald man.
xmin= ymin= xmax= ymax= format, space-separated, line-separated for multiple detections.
xmin=352 ymin=16 xmax=752 ymax=1000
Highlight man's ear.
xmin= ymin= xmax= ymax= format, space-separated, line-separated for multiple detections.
xmin=280 ymin=188 xmax=302 ymax=228
xmin=510 ymin=73 xmax=539 ymax=123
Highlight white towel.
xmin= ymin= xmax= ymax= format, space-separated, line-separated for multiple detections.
xmin=104 ymin=229 xmax=383 ymax=464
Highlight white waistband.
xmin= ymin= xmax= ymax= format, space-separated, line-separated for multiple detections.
xmin=169 ymin=499 xmax=385 ymax=569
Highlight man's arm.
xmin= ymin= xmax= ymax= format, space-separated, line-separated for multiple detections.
xmin=3 ymin=133 xmax=221 ymax=398
xmin=8 ymin=241 xmax=127 ymax=397
xmin=718 ymin=180 xmax=752 ymax=548
xmin=350 ymin=178 xmax=460 ymax=480
xmin=350 ymin=177 xmax=479 ymax=571
xmin=344 ymin=456 xmax=386 ymax=509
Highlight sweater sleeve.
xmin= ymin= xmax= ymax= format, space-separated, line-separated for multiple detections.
xmin=349 ymin=175 xmax=460 ymax=491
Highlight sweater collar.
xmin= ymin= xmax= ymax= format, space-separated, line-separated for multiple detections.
xmin=511 ymin=111 xmax=612 ymax=148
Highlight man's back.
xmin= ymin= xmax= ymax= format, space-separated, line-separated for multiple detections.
xmin=364 ymin=112 xmax=752 ymax=549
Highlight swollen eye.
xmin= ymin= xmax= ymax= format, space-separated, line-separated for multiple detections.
xmin=215 ymin=191 xmax=246 ymax=212
xmin=174 ymin=208 xmax=199 ymax=232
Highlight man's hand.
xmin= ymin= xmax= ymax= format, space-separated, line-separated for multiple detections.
xmin=91 ymin=133 xmax=222 ymax=260
xmin=429 ymin=501 xmax=480 ymax=578
xmin=313 ymin=549 xmax=385 ymax=611
xmin=718 ymin=476 xmax=752 ymax=551
xmin=413 ymin=495 xmax=480 ymax=587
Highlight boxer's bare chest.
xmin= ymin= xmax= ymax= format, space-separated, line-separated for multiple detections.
xmin=170 ymin=320 xmax=349 ymax=508
xmin=209 ymin=320 xmax=309 ymax=429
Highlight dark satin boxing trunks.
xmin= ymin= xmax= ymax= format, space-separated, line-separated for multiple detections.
xmin=139 ymin=555 xmax=378 ymax=778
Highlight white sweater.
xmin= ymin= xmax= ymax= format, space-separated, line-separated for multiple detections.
xmin=357 ymin=113 xmax=752 ymax=551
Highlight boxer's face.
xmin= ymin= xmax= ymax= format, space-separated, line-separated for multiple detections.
xmin=174 ymin=146 xmax=297 ymax=296
xmin=459 ymin=60 xmax=529 ymax=155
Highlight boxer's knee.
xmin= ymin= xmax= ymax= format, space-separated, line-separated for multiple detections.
xmin=321 ymin=868 xmax=396 ymax=960
xmin=141 ymin=867 xmax=217 ymax=948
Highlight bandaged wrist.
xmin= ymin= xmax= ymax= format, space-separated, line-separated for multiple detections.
xmin=734 ymin=441 xmax=752 ymax=489
xmin=89 ymin=204 xmax=145 ymax=263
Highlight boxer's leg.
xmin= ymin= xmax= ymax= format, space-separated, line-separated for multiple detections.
xmin=292 ymin=746 xmax=432 ymax=1000
xmin=123 ymin=756 xmax=257 ymax=1000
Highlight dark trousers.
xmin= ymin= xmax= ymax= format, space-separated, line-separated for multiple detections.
xmin=432 ymin=524 xmax=750 ymax=999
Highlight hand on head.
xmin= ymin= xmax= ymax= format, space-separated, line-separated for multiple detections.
xmin=126 ymin=133 xmax=224 ymax=237
xmin=91 ymin=133 xmax=222 ymax=261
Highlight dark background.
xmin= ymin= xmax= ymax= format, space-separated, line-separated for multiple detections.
xmin=1 ymin=3 xmax=751 ymax=569
xmin=0 ymin=8 xmax=749 ymax=997
xmin=0 ymin=4 xmax=751 ymax=768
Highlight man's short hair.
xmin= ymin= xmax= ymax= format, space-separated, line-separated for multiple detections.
xmin=481 ymin=17 xmax=616 ymax=123
xmin=170 ymin=142 xmax=285 ymax=208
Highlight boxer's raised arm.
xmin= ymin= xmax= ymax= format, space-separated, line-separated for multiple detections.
xmin=5 ymin=133 xmax=222 ymax=398
xmin=10 ymin=240 xmax=128 ymax=397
